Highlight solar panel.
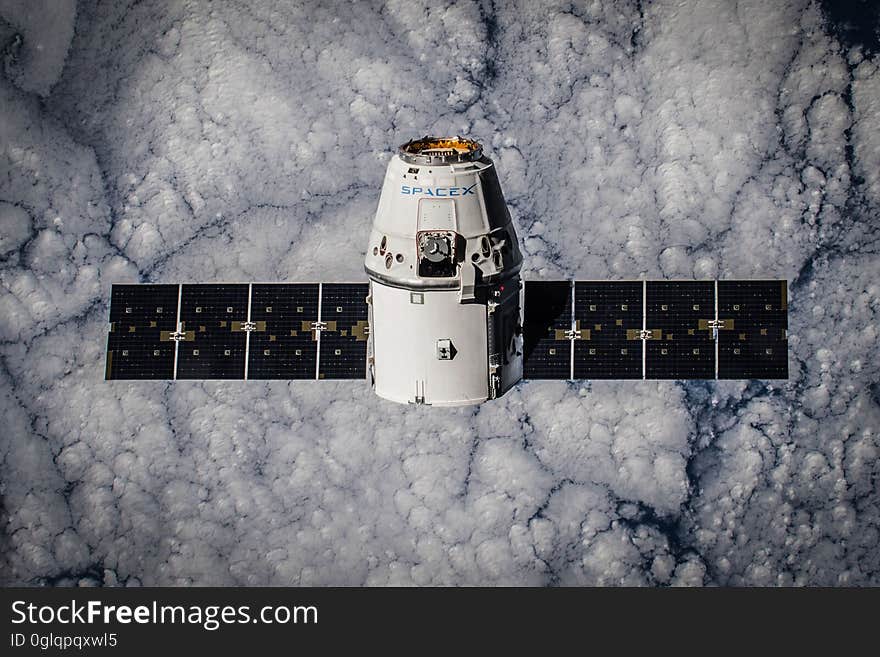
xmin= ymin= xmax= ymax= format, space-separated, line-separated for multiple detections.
xmin=573 ymin=281 xmax=643 ymax=379
xmin=105 ymin=284 xmax=179 ymax=380
xmin=522 ymin=281 xmax=572 ymax=379
xmin=718 ymin=280 xmax=788 ymax=379
xmin=248 ymin=283 xmax=319 ymax=380
xmin=175 ymin=284 xmax=249 ymax=380
xmin=645 ymin=281 xmax=715 ymax=379
xmin=105 ymin=278 xmax=788 ymax=386
xmin=318 ymin=283 xmax=369 ymax=379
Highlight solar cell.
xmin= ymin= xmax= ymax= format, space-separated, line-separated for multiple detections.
xmin=318 ymin=283 xmax=369 ymax=380
xmin=718 ymin=280 xmax=788 ymax=379
xmin=645 ymin=281 xmax=715 ymax=379
xmin=248 ymin=283 xmax=320 ymax=380
xmin=573 ymin=281 xmax=643 ymax=379
xmin=522 ymin=281 xmax=572 ymax=379
xmin=175 ymin=284 xmax=249 ymax=380
xmin=105 ymin=284 xmax=179 ymax=380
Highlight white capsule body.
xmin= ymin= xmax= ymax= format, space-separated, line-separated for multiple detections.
xmin=365 ymin=142 xmax=523 ymax=406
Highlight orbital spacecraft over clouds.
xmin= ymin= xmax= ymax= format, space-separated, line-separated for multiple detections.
xmin=4 ymin=0 xmax=879 ymax=590
xmin=105 ymin=137 xmax=788 ymax=405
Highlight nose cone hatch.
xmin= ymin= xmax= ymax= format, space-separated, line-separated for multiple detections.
xmin=398 ymin=136 xmax=483 ymax=165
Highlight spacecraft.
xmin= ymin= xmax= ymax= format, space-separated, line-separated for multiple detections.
xmin=104 ymin=137 xmax=788 ymax=405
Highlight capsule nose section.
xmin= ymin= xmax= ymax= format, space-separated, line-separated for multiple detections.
xmin=398 ymin=136 xmax=483 ymax=165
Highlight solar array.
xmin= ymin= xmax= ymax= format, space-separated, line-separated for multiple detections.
xmin=107 ymin=279 xmax=787 ymax=383
xmin=106 ymin=283 xmax=369 ymax=380
xmin=523 ymin=280 xmax=788 ymax=380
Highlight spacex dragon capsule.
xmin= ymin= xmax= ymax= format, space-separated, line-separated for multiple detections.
xmin=364 ymin=137 xmax=524 ymax=406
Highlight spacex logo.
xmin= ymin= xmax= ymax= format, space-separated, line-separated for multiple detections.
xmin=400 ymin=184 xmax=476 ymax=197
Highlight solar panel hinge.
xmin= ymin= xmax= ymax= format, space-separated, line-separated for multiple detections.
xmin=638 ymin=329 xmax=654 ymax=340
xmin=706 ymin=319 xmax=724 ymax=339
xmin=241 ymin=321 xmax=258 ymax=332
xmin=310 ymin=321 xmax=328 ymax=331
xmin=168 ymin=330 xmax=187 ymax=342
xmin=563 ymin=328 xmax=581 ymax=340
